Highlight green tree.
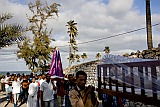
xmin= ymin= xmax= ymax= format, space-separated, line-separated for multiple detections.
xmin=96 ymin=53 xmax=101 ymax=60
xmin=17 ymin=0 xmax=60 ymax=73
xmin=146 ymin=0 xmax=153 ymax=49
xmin=0 ymin=13 xmax=24 ymax=48
xmin=66 ymin=20 xmax=78 ymax=66
xmin=103 ymin=46 xmax=110 ymax=54
xmin=81 ymin=53 xmax=87 ymax=62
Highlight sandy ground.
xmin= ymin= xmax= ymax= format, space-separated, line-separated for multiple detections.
xmin=1 ymin=91 xmax=156 ymax=107
xmin=0 ymin=101 xmax=26 ymax=107
xmin=0 ymin=92 xmax=26 ymax=107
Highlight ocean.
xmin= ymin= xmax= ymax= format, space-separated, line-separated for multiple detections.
xmin=0 ymin=71 xmax=40 ymax=76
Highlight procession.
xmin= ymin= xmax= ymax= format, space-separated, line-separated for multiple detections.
xmin=0 ymin=0 xmax=160 ymax=107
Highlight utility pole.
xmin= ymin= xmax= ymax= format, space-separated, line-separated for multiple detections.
xmin=146 ymin=0 xmax=153 ymax=49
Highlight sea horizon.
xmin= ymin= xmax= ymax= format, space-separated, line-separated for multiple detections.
xmin=0 ymin=70 xmax=40 ymax=75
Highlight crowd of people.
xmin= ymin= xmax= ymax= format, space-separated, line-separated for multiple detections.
xmin=0 ymin=71 xmax=99 ymax=107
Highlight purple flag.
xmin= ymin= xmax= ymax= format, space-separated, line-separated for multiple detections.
xmin=49 ymin=48 xmax=64 ymax=77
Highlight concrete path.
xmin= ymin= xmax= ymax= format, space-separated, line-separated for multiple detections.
xmin=0 ymin=101 xmax=26 ymax=107
xmin=0 ymin=92 xmax=26 ymax=107
xmin=0 ymin=92 xmax=102 ymax=107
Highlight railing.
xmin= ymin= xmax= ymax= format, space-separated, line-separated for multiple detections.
xmin=97 ymin=60 xmax=160 ymax=106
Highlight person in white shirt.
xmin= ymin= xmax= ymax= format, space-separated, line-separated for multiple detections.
xmin=12 ymin=76 xmax=21 ymax=107
xmin=38 ymin=74 xmax=46 ymax=107
xmin=39 ymin=74 xmax=46 ymax=86
xmin=1 ymin=75 xmax=5 ymax=92
xmin=27 ymin=77 xmax=38 ymax=107
xmin=4 ymin=72 xmax=10 ymax=100
xmin=40 ymin=73 xmax=56 ymax=107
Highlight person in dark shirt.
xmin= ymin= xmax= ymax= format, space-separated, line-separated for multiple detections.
xmin=64 ymin=74 xmax=76 ymax=107
xmin=29 ymin=73 xmax=34 ymax=83
xmin=18 ymin=76 xmax=30 ymax=106
xmin=64 ymin=74 xmax=76 ymax=94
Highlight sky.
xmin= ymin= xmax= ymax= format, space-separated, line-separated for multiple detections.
xmin=0 ymin=0 xmax=160 ymax=71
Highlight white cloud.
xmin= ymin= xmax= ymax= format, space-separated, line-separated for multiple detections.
xmin=0 ymin=0 xmax=160 ymax=71
xmin=0 ymin=0 xmax=29 ymax=25
xmin=107 ymin=0 xmax=133 ymax=15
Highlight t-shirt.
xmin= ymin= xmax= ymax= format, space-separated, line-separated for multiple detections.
xmin=40 ymin=81 xmax=55 ymax=101
xmin=69 ymin=86 xmax=98 ymax=107
xmin=39 ymin=79 xmax=45 ymax=88
xmin=4 ymin=77 xmax=10 ymax=88
xmin=1 ymin=78 xmax=5 ymax=83
xmin=12 ymin=81 xmax=21 ymax=94
xmin=28 ymin=82 xmax=38 ymax=96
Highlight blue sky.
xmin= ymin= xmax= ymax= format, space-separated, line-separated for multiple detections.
xmin=134 ymin=0 xmax=160 ymax=14
xmin=103 ymin=0 xmax=160 ymax=14
xmin=10 ymin=0 xmax=160 ymax=14
xmin=0 ymin=0 xmax=160 ymax=71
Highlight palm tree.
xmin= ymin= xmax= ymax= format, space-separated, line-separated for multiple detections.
xmin=66 ymin=20 xmax=78 ymax=67
xmin=75 ymin=54 xmax=80 ymax=63
xmin=146 ymin=0 xmax=153 ymax=49
xmin=67 ymin=53 xmax=74 ymax=64
xmin=96 ymin=53 xmax=101 ymax=60
xmin=0 ymin=13 xmax=24 ymax=49
xmin=81 ymin=53 xmax=87 ymax=62
xmin=103 ymin=46 xmax=110 ymax=54
xmin=66 ymin=20 xmax=78 ymax=41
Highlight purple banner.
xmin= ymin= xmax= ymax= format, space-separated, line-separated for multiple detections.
xmin=49 ymin=49 xmax=64 ymax=77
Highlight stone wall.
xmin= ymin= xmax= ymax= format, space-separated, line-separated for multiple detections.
xmin=63 ymin=60 xmax=99 ymax=87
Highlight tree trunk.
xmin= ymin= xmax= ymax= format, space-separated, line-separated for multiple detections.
xmin=68 ymin=44 xmax=72 ymax=74
xmin=146 ymin=0 xmax=153 ymax=49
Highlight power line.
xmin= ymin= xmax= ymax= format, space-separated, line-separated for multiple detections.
xmin=0 ymin=23 xmax=160 ymax=55
xmin=58 ymin=23 xmax=160 ymax=47
xmin=58 ymin=48 xmax=68 ymax=52
xmin=0 ymin=53 xmax=16 ymax=55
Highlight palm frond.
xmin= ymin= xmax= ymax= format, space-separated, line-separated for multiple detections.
xmin=0 ymin=13 xmax=13 ymax=23
xmin=0 ymin=22 xmax=25 ymax=48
